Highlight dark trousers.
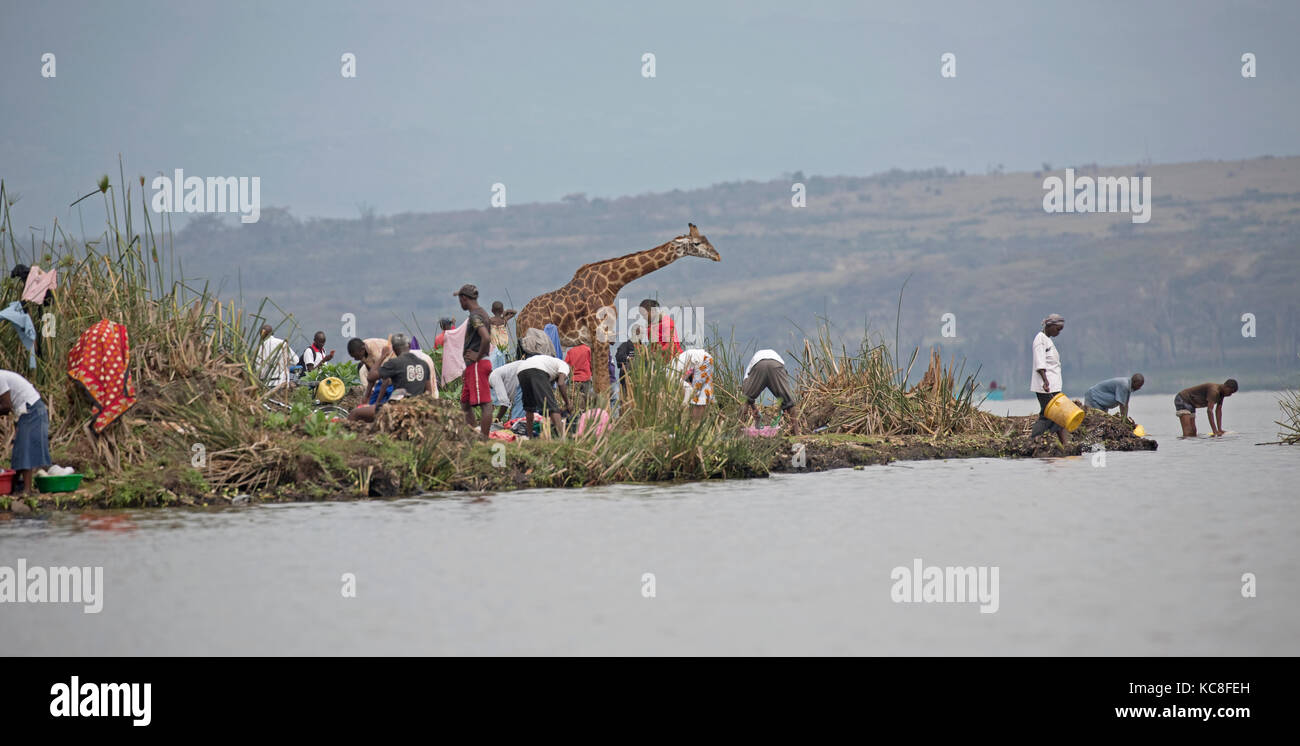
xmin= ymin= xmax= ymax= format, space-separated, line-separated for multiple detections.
xmin=1031 ymin=392 xmax=1064 ymax=438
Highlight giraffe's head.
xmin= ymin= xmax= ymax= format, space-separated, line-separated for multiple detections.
xmin=673 ymin=223 xmax=720 ymax=262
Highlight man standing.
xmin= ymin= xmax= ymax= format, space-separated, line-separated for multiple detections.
xmin=302 ymin=331 xmax=335 ymax=371
xmin=1030 ymin=314 xmax=1068 ymax=447
xmin=256 ymin=324 xmax=293 ymax=387
xmin=456 ymin=284 xmax=494 ymax=438
xmin=1175 ymin=379 xmax=1238 ymax=437
xmin=0 ymin=369 xmax=50 ymax=495
xmin=516 ymin=353 xmax=573 ymax=439
xmin=740 ymin=349 xmax=799 ymax=433
xmin=348 ymin=334 xmax=431 ymax=422
xmin=1084 ymin=373 xmax=1144 ymax=423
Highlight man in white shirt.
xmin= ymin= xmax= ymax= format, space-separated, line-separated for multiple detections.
xmin=741 ymin=349 xmax=799 ymax=433
xmin=489 ymin=359 xmax=527 ymax=422
xmin=256 ymin=324 xmax=293 ymax=388
xmin=516 ymin=354 xmax=573 ymax=439
xmin=301 ymin=331 xmax=335 ymax=371
xmin=0 ymin=369 xmax=50 ymax=495
xmin=1030 ymin=314 xmax=1068 ymax=446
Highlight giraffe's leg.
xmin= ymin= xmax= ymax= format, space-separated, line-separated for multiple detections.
xmin=590 ymin=325 xmax=612 ymax=402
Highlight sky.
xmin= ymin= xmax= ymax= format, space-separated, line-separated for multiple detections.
xmin=2 ymin=0 xmax=1298 ymax=228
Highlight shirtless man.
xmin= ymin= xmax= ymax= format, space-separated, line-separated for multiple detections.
xmin=1174 ymin=379 xmax=1238 ymax=437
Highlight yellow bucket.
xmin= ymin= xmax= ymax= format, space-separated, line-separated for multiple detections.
xmin=1044 ymin=392 xmax=1085 ymax=432
xmin=1133 ymin=423 xmax=1146 ymax=437
xmin=316 ymin=376 xmax=346 ymax=403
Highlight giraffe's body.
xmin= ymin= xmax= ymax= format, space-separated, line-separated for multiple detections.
xmin=514 ymin=224 xmax=719 ymax=394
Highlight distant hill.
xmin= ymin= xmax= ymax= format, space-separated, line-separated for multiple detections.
xmin=171 ymin=156 xmax=1300 ymax=394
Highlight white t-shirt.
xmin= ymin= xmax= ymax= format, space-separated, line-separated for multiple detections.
xmin=744 ymin=349 xmax=784 ymax=379
xmin=0 ymin=369 xmax=41 ymax=415
xmin=489 ymin=360 xmax=527 ymax=405
xmin=257 ymin=335 xmax=293 ymax=387
xmin=302 ymin=345 xmax=326 ymax=369
xmin=1030 ymin=331 xmax=1062 ymax=393
xmin=518 ymin=355 xmax=570 ymax=381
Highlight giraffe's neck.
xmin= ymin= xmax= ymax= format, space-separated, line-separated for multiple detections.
xmin=591 ymin=240 xmax=681 ymax=302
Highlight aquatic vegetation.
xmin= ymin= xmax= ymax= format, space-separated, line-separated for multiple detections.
xmin=1277 ymin=364 xmax=1300 ymax=445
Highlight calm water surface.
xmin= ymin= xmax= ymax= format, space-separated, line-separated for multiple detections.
xmin=1 ymin=390 xmax=1296 ymax=655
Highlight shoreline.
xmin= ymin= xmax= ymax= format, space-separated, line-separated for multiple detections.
xmin=0 ymin=407 xmax=1156 ymax=514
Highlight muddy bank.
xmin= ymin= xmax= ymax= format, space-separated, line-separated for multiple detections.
xmin=0 ymin=402 xmax=1155 ymax=515
xmin=777 ymin=410 xmax=1156 ymax=472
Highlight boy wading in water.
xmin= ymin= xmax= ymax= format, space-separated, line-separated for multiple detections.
xmin=456 ymin=284 xmax=495 ymax=439
xmin=1174 ymin=379 xmax=1238 ymax=437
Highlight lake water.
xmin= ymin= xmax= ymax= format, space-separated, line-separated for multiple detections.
xmin=2 ymin=390 xmax=1296 ymax=655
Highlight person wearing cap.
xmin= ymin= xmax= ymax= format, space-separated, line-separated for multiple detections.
xmin=1030 ymin=314 xmax=1068 ymax=446
xmin=455 ymin=284 xmax=495 ymax=438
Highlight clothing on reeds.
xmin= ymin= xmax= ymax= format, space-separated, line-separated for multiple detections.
xmin=21 ymin=266 xmax=57 ymax=304
xmin=0 ymin=301 xmax=37 ymax=368
xmin=67 ymin=319 xmax=137 ymax=432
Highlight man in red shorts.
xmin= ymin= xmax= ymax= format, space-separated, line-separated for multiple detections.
xmin=455 ymin=284 xmax=494 ymax=438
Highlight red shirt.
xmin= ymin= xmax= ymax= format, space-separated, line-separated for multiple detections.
xmin=650 ymin=316 xmax=683 ymax=355
xmin=434 ymin=332 xmax=446 ymax=349
xmin=564 ymin=344 xmax=592 ymax=382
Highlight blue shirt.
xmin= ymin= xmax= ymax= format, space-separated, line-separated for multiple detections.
xmin=1085 ymin=377 xmax=1132 ymax=409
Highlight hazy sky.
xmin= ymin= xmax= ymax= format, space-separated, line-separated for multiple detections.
xmin=3 ymin=0 xmax=1297 ymax=227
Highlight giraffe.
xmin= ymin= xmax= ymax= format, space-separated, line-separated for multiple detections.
xmin=514 ymin=223 xmax=720 ymax=395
